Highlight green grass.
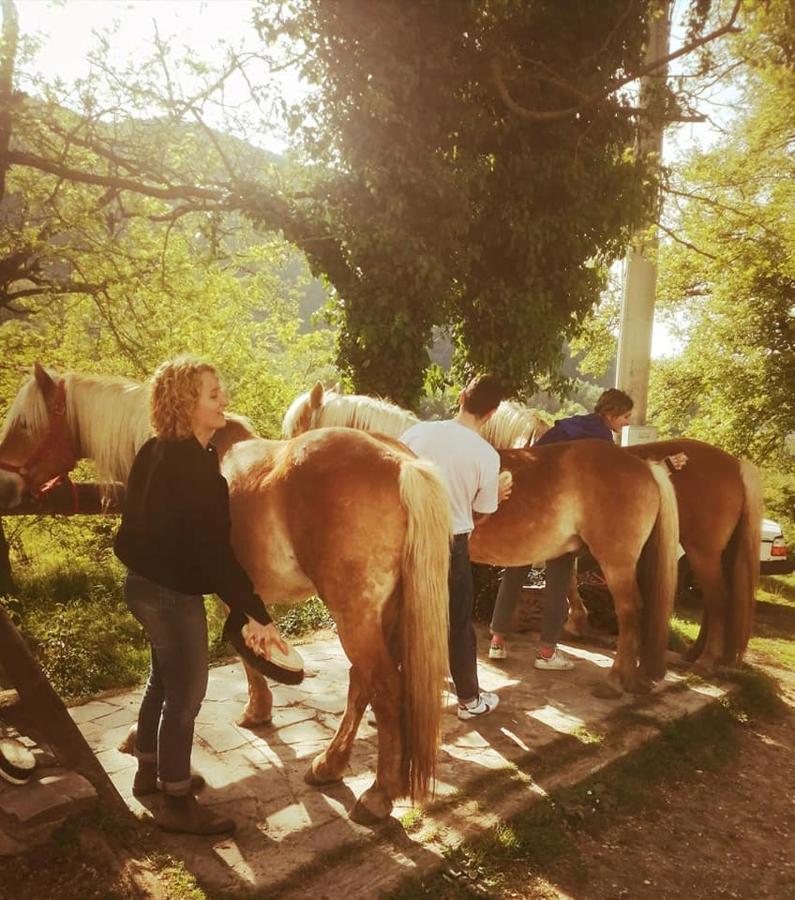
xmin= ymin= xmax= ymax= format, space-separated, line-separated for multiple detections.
xmin=0 ymin=518 xmax=334 ymax=700
xmin=757 ymin=572 xmax=795 ymax=607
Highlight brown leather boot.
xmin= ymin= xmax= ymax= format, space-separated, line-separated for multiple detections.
xmin=132 ymin=762 xmax=206 ymax=797
xmin=157 ymin=792 xmax=236 ymax=835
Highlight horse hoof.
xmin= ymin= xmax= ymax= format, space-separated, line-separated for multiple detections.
xmin=118 ymin=724 xmax=137 ymax=755
xmin=350 ymin=786 xmax=393 ymax=825
xmin=304 ymin=760 xmax=343 ymax=787
xmin=237 ymin=712 xmax=272 ymax=729
xmin=631 ymin=679 xmax=653 ymax=695
xmin=591 ymin=681 xmax=623 ymax=700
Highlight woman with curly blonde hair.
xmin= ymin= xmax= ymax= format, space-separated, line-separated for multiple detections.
xmin=115 ymin=356 xmax=286 ymax=836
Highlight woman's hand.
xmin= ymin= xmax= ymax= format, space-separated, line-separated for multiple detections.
xmin=498 ymin=470 xmax=513 ymax=503
xmin=245 ymin=620 xmax=289 ymax=659
xmin=666 ymin=452 xmax=688 ymax=472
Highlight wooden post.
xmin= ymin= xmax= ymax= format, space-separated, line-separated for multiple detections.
xmin=615 ymin=1 xmax=672 ymax=424
xmin=0 ymin=602 xmax=129 ymax=813
xmin=0 ymin=518 xmax=12 ymax=595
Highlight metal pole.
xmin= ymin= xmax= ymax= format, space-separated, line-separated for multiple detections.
xmin=616 ymin=1 xmax=672 ymax=425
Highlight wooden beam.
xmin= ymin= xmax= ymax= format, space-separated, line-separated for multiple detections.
xmin=1 ymin=482 xmax=125 ymax=516
xmin=0 ymin=603 xmax=129 ymax=814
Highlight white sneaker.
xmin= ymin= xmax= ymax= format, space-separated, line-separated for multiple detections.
xmin=534 ymin=649 xmax=574 ymax=671
xmin=488 ymin=642 xmax=507 ymax=660
xmin=457 ymin=691 xmax=500 ymax=720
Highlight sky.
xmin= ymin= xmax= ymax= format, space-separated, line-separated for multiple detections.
xmin=14 ymin=0 xmax=740 ymax=359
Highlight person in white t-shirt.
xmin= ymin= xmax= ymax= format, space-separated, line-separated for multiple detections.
xmin=402 ymin=374 xmax=512 ymax=720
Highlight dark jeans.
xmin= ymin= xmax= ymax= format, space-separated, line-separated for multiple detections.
xmin=125 ymin=570 xmax=208 ymax=794
xmin=449 ymin=534 xmax=479 ymax=703
xmin=490 ymin=552 xmax=575 ymax=647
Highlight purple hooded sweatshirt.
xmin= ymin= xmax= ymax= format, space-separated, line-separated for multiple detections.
xmin=535 ymin=412 xmax=614 ymax=446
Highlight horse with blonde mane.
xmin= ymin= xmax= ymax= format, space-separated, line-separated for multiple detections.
xmin=0 ymin=365 xmax=452 ymax=823
xmin=286 ymin=385 xmax=763 ymax=671
xmin=283 ymin=382 xmax=550 ymax=447
xmin=284 ymin=384 xmax=680 ymax=693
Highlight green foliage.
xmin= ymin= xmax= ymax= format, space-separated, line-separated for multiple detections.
xmin=1 ymin=523 xmax=147 ymax=699
xmin=252 ymin=0 xmax=661 ymax=404
xmin=649 ymin=0 xmax=794 ymax=534
xmin=272 ymin=596 xmax=335 ymax=638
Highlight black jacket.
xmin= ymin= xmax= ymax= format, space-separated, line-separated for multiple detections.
xmin=114 ymin=436 xmax=272 ymax=626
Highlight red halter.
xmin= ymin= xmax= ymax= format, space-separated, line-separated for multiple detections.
xmin=0 ymin=380 xmax=80 ymax=509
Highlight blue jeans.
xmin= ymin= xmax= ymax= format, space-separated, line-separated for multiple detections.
xmin=125 ymin=570 xmax=208 ymax=794
xmin=449 ymin=534 xmax=479 ymax=703
xmin=490 ymin=553 xmax=575 ymax=647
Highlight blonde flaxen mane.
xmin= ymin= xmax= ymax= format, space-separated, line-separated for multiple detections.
xmin=282 ymin=383 xmax=550 ymax=448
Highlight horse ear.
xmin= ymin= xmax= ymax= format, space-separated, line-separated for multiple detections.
xmin=33 ymin=362 xmax=57 ymax=400
xmin=331 ymin=382 xmax=341 ymax=394
xmin=309 ymin=382 xmax=324 ymax=410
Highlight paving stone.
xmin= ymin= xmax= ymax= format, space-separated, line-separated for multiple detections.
xmin=89 ymin=707 xmax=137 ymax=730
xmin=273 ymin=719 xmax=336 ymax=747
xmin=196 ymin=722 xmax=251 ymax=753
xmin=0 ymin=773 xmax=95 ymax=825
xmin=68 ymin=699 xmax=119 ymax=724
xmin=300 ymin=694 xmax=347 ymax=715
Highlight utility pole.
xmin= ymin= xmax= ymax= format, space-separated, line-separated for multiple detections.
xmin=615 ymin=0 xmax=671 ymax=427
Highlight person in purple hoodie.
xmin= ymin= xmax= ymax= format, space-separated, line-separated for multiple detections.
xmin=489 ymin=389 xmax=634 ymax=670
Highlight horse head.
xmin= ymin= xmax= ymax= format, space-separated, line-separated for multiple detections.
xmin=282 ymin=382 xmax=326 ymax=438
xmin=0 ymin=363 xmax=78 ymax=508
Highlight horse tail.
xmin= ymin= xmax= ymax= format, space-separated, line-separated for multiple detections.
xmin=639 ymin=461 xmax=680 ymax=680
xmin=726 ymin=459 xmax=763 ymax=663
xmin=398 ymin=457 xmax=452 ymax=802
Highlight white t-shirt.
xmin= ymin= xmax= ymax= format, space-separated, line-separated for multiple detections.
xmin=401 ymin=420 xmax=500 ymax=535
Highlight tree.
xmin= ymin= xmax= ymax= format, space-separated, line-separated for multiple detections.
xmin=649 ymin=0 xmax=794 ymax=527
xmin=2 ymin=0 xmax=754 ymax=406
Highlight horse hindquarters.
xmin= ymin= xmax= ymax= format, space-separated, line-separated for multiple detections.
xmin=637 ymin=462 xmax=680 ymax=681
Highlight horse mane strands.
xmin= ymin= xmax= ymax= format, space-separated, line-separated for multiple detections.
xmin=319 ymin=392 xmax=418 ymax=437
xmin=64 ymin=372 xmax=151 ymax=483
xmin=1 ymin=376 xmax=50 ymax=438
xmin=482 ymin=401 xmax=547 ymax=449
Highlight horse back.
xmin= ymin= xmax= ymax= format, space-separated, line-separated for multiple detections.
xmin=470 ymin=440 xmax=658 ymax=567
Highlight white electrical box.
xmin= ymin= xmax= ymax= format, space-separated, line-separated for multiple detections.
xmin=620 ymin=424 xmax=659 ymax=447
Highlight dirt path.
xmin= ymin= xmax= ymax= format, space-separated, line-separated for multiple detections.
xmin=450 ymin=653 xmax=792 ymax=900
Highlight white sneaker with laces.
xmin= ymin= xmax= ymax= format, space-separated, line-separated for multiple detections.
xmin=457 ymin=690 xmax=500 ymax=720
xmin=488 ymin=642 xmax=507 ymax=660
xmin=534 ymin=649 xmax=574 ymax=671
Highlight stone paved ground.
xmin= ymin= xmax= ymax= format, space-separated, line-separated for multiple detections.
xmin=54 ymin=625 xmax=725 ymax=898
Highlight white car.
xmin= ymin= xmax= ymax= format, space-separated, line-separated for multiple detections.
xmin=761 ymin=518 xmax=794 ymax=576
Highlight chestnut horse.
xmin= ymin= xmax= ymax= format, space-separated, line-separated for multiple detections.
xmin=286 ymin=387 xmax=763 ymax=670
xmin=283 ymin=382 xmax=551 ymax=448
xmin=284 ymin=386 xmax=680 ymax=693
xmin=0 ymin=365 xmax=452 ymax=823
xmin=507 ymin=431 xmax=762 ymax=669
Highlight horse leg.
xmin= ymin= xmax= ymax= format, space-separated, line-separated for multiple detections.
xmin=350 ymin=659 xmax=404 ymax=826
xmin=323 ymin=612 xmax=404 ymax=825
xmin=684 ymin=551 xmax=729 ymax=672
xmin=598 ymin=564 xmax=645 ymax=695
xmin=236 ymin=660 xmax=274 ymax=728
xmin=563 ymin=561 xmax=589 ymax=636
xmin=305 ymin=664 xmax=370 ymax=786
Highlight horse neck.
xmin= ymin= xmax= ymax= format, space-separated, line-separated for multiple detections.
xmin=66 ymin=374 xmax=151 ymax=483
